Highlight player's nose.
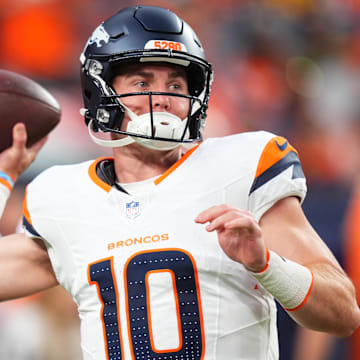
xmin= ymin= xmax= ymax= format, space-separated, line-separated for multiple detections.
xmin=152 ymin=92 xmax=170 ymax=111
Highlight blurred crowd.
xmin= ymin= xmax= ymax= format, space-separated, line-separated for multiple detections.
xmin=0 ymin=0 xmax=360 ymax=359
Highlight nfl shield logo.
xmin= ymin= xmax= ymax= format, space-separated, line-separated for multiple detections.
xmin=125 ymin=201 xmax=140 ymax=219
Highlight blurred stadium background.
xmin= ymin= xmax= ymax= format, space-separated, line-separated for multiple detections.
xmin=0 ymin=0 xmax=359 ymax=359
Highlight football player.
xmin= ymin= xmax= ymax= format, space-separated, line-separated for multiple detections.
xmin=0 ymin=5 xmax=359 ymax=360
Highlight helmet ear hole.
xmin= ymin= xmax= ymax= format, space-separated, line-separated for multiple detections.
xmin=186 ymin=64 xmax=206 ymax=97
xmin=96 ymin=105 xmax=125 ymax=131
xmin=112 ymin=109 xmax=125 ymax=130
xmin=188 ymin=109 xmax=203 ymax=139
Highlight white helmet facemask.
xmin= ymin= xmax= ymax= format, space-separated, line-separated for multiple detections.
xmin=88 ymin=101 xmax=190 ymax=151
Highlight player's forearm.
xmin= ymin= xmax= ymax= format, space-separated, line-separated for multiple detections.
xmin=0 ymin=234 xmax=58 ymax=301
xmin=287 ymin=262 xmax=360 ymax=337
xmin=249 ymin=249 xmax=360 ymax=337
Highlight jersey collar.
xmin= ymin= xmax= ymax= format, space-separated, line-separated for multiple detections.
xmin=88 ymin=144 xmax=200 ymax=192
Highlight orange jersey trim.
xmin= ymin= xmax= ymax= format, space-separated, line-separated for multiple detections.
xmin=154 ymin=144 xmax=200 ymax=186
xmin=88 ymin=157 xmax=113 ymax=192
xmin=255 ymin=136 xmax=298 ymax=179
xmin=0 ymin=177 xmax=13 ymax=192
xmin=88 ymin=146 xmax=200 ymax=191
xmin=23 ymin=186 xmax=32 ymax=225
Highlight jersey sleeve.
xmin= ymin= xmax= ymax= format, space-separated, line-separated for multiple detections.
xmin=21 ymin=172 xmax=75 ymax=293
xmin=248 ymin=135 xmax=307 ymax=221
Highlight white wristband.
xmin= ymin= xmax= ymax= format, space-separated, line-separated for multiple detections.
xmin=249 ymin=249 xmax=314 ymax=311
xmin=0 ymin=183 xmax=11 ymax=219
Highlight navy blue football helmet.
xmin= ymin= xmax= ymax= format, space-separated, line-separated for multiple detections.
xmin=80 ymin=5 xmax=213 ymax=150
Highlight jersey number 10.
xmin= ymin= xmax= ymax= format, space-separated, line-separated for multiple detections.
xmin=88 ymin=249 xmax=205 ymax=360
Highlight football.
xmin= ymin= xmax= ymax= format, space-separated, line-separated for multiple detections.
xmin=0 ymin=69 xmax=61 ymax=152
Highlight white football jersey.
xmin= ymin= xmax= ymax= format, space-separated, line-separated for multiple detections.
xmin=23 ymin=131 xmax=306 ymax=360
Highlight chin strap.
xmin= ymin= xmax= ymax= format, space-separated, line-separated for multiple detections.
xmin=88 ymin=120 xmax=135 ymax=148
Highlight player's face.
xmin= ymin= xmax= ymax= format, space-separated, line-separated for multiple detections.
xmin=112 ymin=63 xmax=190 ymax=129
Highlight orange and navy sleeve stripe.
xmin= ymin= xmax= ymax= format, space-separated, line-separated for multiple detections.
xmin=249 ymin=136 xmax=304 ymax=195
xmin=22 ymin=186 xmax=42 ymax=238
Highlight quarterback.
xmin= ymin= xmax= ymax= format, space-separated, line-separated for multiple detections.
xmin=0 ymin=6 xmax=359 ymax=360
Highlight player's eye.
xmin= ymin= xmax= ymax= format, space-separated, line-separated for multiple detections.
xmin=170 ymin=84 xmax=180 ymax=90
xmin=135 ymin=81 xmax=148 ymax=88
xmin=169 ymin=82 xmax=186 ymax=93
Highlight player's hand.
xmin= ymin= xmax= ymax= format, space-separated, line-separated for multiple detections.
xmin=195 ymin=204 xmax=267 ymax=272
xmin=0 ymin=123 xmax=47 ymax=180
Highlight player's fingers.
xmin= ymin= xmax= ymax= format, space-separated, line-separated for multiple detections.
xmin=205 ymin=210 xmax=242 ymax=231
xmin=12 ymin=123 xmax=27 ymax=150
xmin=206 ymin=210 xmax=256 ymax=232
xmin=28 ymin=135 xmax=48 ymax=156
xmin=195 ymin=205 xmax=253 ymax=225
xmin=195 ymin=204 xmax=233 ymax=224
xmin=224 ymin=216 xmax=261 ymax=236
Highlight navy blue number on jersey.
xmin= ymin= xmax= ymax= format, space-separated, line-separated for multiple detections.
xmin=89 ymin=249 xmax=204 ymax=360
xmin=89 ymin=258 xmax=124 ymax=360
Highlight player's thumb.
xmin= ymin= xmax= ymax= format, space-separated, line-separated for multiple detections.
xmin=12 ymin=123 xmax=27 ymax=150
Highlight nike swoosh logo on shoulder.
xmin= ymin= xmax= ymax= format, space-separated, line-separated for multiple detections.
xmin=275 ymin=140 xmax=288 ymax=151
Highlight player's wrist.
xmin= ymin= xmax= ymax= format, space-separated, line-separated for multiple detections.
xmin=0 ymin=171 xmax=16 ymax=191
xmin=244 ymin=248 xmax=270 ymax=273
xmin=0 ymin=174 xmax=13 ymax=219
xmin=248 ymin=249 xmax=314 ymax=311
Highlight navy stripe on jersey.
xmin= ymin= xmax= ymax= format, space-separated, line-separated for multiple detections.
xmin=23 ymin=216 xmax=43 ymax=238
xmin=249 ymin=151 xmax=305 ymax=195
